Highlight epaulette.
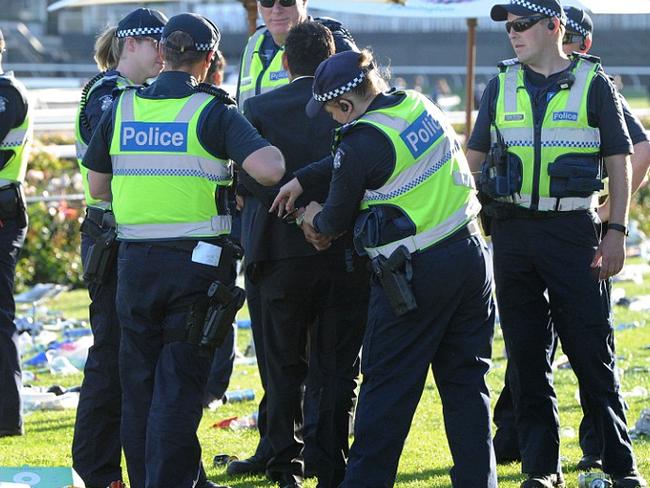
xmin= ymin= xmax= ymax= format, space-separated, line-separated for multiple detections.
xmin=315 ymin=17 xmax=355 ymax=43
xmin=570 ymin=52 xmax=601 ymax=65
xmin=194 ymin=83 xmax=237 ymax=106
xmin=497 ymin=58 xmax=520 ymax=71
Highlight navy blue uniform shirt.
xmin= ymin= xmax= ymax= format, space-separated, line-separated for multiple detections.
xmin=295 ymin=92 xmax=402 ymax=236
xmin=83 ymin=71 xmax=270 ymax=174
xmin=0 ymin=73 xmax=28 ymax=168
xmin=619 ymin=94 xmax=648 ymax=145
xmin=468 ymin=61 xmax=633 ymax=157
xmin=78 ymin=70 xmax=132 ymax=146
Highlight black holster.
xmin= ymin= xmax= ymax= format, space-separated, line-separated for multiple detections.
xmin=80 ymin=208 xmax=118 ymax=284
xmin=0 ymin=183 xmax=27 ymax=227
xmin=370 ymin=245 xmax=417 ymax=317
xmin=186 ymin=281 xmax=246 ymax=357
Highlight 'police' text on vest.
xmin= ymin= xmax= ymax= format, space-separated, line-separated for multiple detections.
xmin=401 ymin=112 xmax=443 ymax=158
xmin=121 ymin=122 xmax=188 ymax=152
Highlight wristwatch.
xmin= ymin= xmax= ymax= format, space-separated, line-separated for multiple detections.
xmin=607 ymin=223 xmax=629 ymax=236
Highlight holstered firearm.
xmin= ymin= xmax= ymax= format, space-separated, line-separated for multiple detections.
xmin=187 ymin=281 xmax=246 ymax=357
xmin=370 ymin=245 xmax=417 ymax=317
xmin=80 ymin=210 xmax=118 ymax=284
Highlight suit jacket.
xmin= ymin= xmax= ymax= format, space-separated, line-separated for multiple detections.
xmin=241 ymin=76 xmax=342 ymax=266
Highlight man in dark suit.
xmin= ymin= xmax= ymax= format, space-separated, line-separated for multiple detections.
xmin=240 ymin=21 xmax=369 ymax=488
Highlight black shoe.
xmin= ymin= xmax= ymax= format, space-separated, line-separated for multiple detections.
xmin=577 ymin=454 xmax=603 ymax=471
xmin=520 ymin=473 xmax=565 ymax=488
xmin=611 ymin=472 xmax=648 ymax=488
xmin=0 ymin=428 xmax=23 ymax=438
xmin=272 ymin=473 xmax=303 ymax=488
xmin=226 ymin=454 xmax=269 ymax=476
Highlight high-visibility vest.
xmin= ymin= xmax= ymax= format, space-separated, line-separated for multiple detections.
xmin=492 ymin=57 xmax=602 ymax=211
xmin=109 ymin=89 xmax=233 ymax=240
xmin=342 ymin=90 xmax=479 ymax=258
xmin=0 ymin=72 xmax=32 ymax=186
xmin=236 ymin=27 xmax=288 ymax=108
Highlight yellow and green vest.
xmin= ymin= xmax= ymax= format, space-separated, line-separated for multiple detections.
xmin=76 ymin=72 xmax=131 ymax=209
xmin=109 ymin=89 xmax=233 ymax=241
xmin=236 ymin=28 xmax=288 ymax=108
xmin=342 ymin=90 xmax=480 ymax=258
xmin=0 ymin=73 xmax=32 ymax=185
xmin=492 ymin=58 xmax=602 ymax=211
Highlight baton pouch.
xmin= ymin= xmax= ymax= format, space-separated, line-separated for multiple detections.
xmin=0 ymin=183 xmax=26 ymax=226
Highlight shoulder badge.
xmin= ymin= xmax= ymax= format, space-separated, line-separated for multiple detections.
xmin=0 ymin=96 xmax=6 ymax=113
xmin=99 ymin=94 xmax=114 ymax=112
xmin=333 ymin=148 xmax=345 ymax=171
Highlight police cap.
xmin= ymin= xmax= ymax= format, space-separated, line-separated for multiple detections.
xmin=563 ymin=6 xmax=593 ymax=38
xmin=161 ymin=13 xmax=220 ymax=52
xmin=115 ymin=8 xmax=168 ymax=39
xmin=491 ymin=0 xmax=567 ymax=24
xmin=306 ymin=50 xmax=367 ymax=118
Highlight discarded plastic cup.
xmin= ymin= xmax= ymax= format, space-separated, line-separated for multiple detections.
xmin=224 ymin=389 xmax=255 ymax=404
xmin=45 ymin=350 xmax=79 ymax=375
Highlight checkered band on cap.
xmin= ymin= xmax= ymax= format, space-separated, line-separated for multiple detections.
xmin=510 ymin=0 xmax=566 ymax=23
xmin=566 ymin=17 xmax=590 ymax=37
xmin=194 ymin=42 xmax=214 ymax=51
xmin=313 ymin=71 xmax=366 ymax=102
xmin=116 ymin=26 xmax=164 ymax=38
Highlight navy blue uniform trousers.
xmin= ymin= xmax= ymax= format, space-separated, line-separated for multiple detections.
xmin=0 ymin=216 xmax=26 ymax=436
xmin=116 ymin=242 xmax=232 ymax=488
xmin=491 ymin=211 xmax=637 ymax=476
xmin=342 ymin=233 xmax=497 ymax=488
xmin=72 ymin=232 xmax=122 ymax=486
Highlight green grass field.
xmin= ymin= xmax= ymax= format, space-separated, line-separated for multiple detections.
xmin=1 ymin=266 xmax=649 ymax=488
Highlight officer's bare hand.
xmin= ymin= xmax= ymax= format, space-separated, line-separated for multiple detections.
xmin=303 ymin=201 xmax=323 ymax=227
xmin=591 ymin=231 xmax=626 ymax=280
xmin=597 ymin=200 xmax=610 ymax=223
xmin=236 ymin=194 xmax=245 ymax=211
xmin=301 ymin=221 xmax=333 ymax=251
xmin=270 ymin=177 xmax=303 ymax=217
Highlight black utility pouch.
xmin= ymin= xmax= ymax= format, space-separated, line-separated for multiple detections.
xmin=0 ymin=183 xmax=21 ymax=219
xmin=548 ymin=155 xmax=603 ymax=198
xmin=81 ymin=215 xmax=118 ymax=284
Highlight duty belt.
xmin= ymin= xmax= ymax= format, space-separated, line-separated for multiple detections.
xmin=365 ymin=220 xmax=481 ymax=259
xmin=484 ymin=201 xmax=592 ymax=220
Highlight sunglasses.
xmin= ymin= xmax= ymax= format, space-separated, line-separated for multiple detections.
xmin=259 ymin=0 xmax=296 ymax=7
xmin=505 ymin=15 xmax=549 ymax=34
xmin=562 ymin=33 xmax=584 ymax=45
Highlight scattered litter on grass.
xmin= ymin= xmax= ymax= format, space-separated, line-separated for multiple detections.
xmin=21 ymin=386 xmax=80 ymax=412
xmin=212 ymin=412 xmax=258 ymax=430
xmin=630 ymin=409 xmax=650 ymax=439
xmin=621 ymin=386 xmax=648 ymax=399
xmin=552 ymin=354 xmax=571 ymax=370
xmin=213 ymin=454 xmax=238 ymax=467
xmin=615 ymin=321 xmax=646 ymax=331
xmin=629 ymin=297 xmax=650 ymax=312
xmin=0 ymin=466 xmax=81 ymax=488
xmin=560 ymin=427 xmax=576 ymax=438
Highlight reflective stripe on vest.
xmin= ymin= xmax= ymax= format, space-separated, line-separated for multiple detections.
xmin=110 ymin=90 xmax=232 ymax=240
xmin=0 ymin=74 xmax=32 ymax=184
xmin=350 ymin=90 xmax=479 ymax=255
xmin=237 ymin=28 xmax=288 ymax=109
xmin=493 ymin=59 xmax=601 ymax=211
xmin=75 ymin=73 xmax=130 ymax=208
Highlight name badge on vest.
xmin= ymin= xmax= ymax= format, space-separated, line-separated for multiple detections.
xmin=120 ymin=122 xmax=188 ymax=152
xmin=268 ymin=70 xmax=288 ymax=82
xmin=552 ymin=111 xmax=578 ymax=122
xmin=401 ymin=112 xmax=443 ymax=158
xmin=503 ymin=113 xmax=525 ymax=122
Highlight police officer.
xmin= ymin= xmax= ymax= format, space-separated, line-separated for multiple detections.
xmin=0 ymin=27 xmax=32 ymax=441
xmin=229 ymin=0 xmax=357 ymax=477
xmin=466 ymin=1 xmax=646 ymax=487
xmin=491 ymin=5 xmax=650 ymax=473
xmin=72 ymin=9 xmax=167 ymax=488
xmin=82 ymin=13 xmax=285 ymax=488
xmin=272 ymin=49 xmax=497 ymax=488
